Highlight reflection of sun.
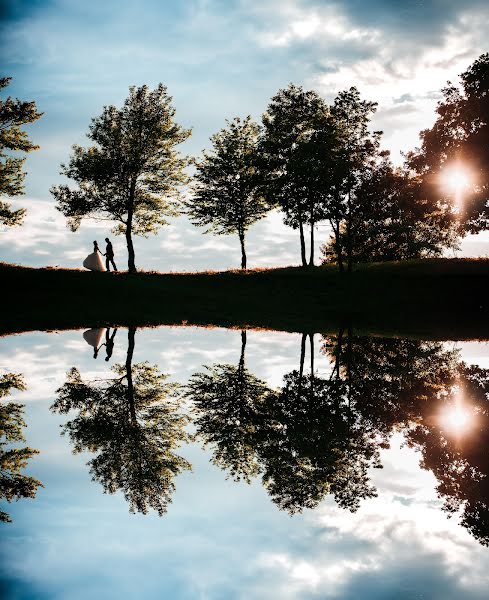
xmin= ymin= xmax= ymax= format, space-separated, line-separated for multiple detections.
xmin=440 ymin=386 xmax=473 ymax=436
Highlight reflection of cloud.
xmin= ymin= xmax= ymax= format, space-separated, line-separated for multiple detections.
xmin=2 ymin=329 xmax=489 ymax=598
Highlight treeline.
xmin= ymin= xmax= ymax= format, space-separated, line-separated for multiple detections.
xmin=2 ymin=54 xmax=489 ymax=272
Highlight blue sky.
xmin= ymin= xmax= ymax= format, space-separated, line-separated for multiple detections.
xmin=1 ymin=327 xmax=489 ymax=599
xmin=1 ymin=0 xmax=489 ymax=270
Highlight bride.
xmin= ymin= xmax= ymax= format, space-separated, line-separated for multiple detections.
xmin=83 ymin=241 xmax=106 ymax=272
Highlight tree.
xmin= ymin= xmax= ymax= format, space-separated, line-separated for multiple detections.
xmin=52 ymin=328 xmax=191 ymax=515
xmin=321 ymin=152 xmax=458 ymax=263
xmin=0 ymin=77 xmax=42 ymax=228
xmin=407 ymin=53 xmax=489 ymax=234
xmin=326 ymin=88 xmax=381 ymax=272
xmin=51 ymin=84 xmax=191 ymax=272
xmin=186 ymin=117 xmax=270 ymax=269
xmin=261 ymin=84 xmax=334 ymax=266
xmin=1 ymin=372 xmax=43 ymax=523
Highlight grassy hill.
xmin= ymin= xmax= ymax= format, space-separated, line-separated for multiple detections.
xmin=1 ymin=258 xmax=488 ymax=339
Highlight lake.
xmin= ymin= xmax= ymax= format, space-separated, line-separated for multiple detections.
xmin=1 ymin=326 xmax=489 ymax=599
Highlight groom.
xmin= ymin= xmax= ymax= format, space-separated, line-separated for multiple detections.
xmin=104 ymin=237 xmax=117 ymax=272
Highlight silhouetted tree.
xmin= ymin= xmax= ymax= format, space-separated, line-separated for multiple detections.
xmin=407 ymin=53 xmax=489 ymax=234
xmin=52 ymin=327 xmax=191 ymax=515
xmin=1 ymin=372 xmax=42 ymax=523
xmin=261 ymin=84 xmax=333 ymax=266
xmin=0 ymin=77 xmax=42 ymax=228
xmin=321 ymin=153 xmax=457 ymax=263
xmin=327 ymin=88 xmax=381 ymax=271
xmin=51 ymin=84 xmax=190 ymax=272
xmin=186 ymin=117 xmax=270 ymax=269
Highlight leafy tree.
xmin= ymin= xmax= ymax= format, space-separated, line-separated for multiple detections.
xmin=261 ymin=84 xmax=334 ymax=266
xmin=52 ymin=327 xmax=191 ymax=515
xmin=327 ymin=88 xmax=381 ymax=271
xmin=1 ymin=372 xmax=43 ymax=523
xmin=407 ymin=53 xmax=489 ymax=234
xmin=321 ymin=152 xmax=458 ymax=263
xmin=51 ymin=84 xmax=191 ymax=272
xmin=186 ymin=117 xmax=270 ymax=269
xmin=0 ymin=77 xmax=42 ymax=228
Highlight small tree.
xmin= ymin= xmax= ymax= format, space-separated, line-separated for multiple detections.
xmin=0 ymin=77 xmax=42 ymax=228
xmin=51 ymin=84 xmax=191 ymax=272
xmin=186 ymin=116 xmax=269 ymax=270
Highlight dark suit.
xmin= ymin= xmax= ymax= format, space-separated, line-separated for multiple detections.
xmin=105 ymin=241 xmax=117 ymax=271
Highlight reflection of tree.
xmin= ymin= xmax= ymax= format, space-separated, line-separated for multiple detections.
xmin=407 ymin=364 xmax=489 ymax=546
xmin=187 ymin=331 xmax=270 ymax=482
xmin=52 ymin=327 xmax=191 ymax=516
xmin=1 ymin=373 xmax=42 ymax=523
xmin=189 ymin=329 xmax=489 ymax=545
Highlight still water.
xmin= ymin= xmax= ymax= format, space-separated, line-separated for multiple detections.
xmin=1 ymin=326 xmax=489 ymax=599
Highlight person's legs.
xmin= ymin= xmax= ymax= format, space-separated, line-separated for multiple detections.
xmin=110 ymin=258 xmax=117 ymax=271
xmin=105 ymin=256 xmax=110 ymax=272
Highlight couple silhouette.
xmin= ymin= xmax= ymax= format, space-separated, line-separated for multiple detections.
xmin=83 ymin=238 xmax=117 ymax=272
xmin=83 ymin=327 xmax=118 ymax=360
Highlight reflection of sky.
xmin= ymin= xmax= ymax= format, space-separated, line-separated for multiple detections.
xmin=1 ymin=327 xmax=489 ymax=599
xmin=2 ymin=0 xmax=489 ymax=270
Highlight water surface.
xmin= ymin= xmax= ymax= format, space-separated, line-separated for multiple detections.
xmin=1 ymin=326 xmax=489 ymax=599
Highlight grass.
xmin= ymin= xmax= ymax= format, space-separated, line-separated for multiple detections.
xmin=1 ymin=258 xmax=488 ymax=340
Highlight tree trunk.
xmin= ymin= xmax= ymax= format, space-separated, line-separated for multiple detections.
xmin=332 ymin=220 xmax=344 ymax=273
xmin=309 ymin=333 xmax=314 ymax=375
xmin=239 ymin=231 xmax=247 ymax=270
xmin=239 ymin=329 xmax=247 ymax=371
xmin=346 ymin=185 xmax=353 ymax=273
xmin=309 ymin=220 xmax=315 ymax=267
xmin=298 ymin=217 xmax=307 ymax=267
xmin=298 ymin=332 xmax=307 ymax=393
xmin=126 ymin=182 xmax=137 ymax=273
xmin=126 ymin=326 xmax=137 ymax=423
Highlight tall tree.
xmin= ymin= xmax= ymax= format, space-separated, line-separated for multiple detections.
xmin=186 ymin=117 xmax=270 ymax=269
xmin=1 ymin=372 xmax=43 ymax=523
xmin=327 ymin=88 xmax=381 ymax=272
xmin=51 ymin=84 xmax=190 ymax=272
xmin=0 ymin=77 xmax=42 ymax=228
xmin=52 ymin=328 xmax=191 ymax=515
xmin=261 ymin=84 xmax=333 ymax=266
xmin=407 ymin=53 xmax=489 ymax=234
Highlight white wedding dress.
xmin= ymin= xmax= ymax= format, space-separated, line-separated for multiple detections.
xmin=83 ymin=328 xmax=106 ymax=348
xmin=83 ymin=250 xmax=106 ymax=272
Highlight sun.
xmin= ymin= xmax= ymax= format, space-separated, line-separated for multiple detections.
xmin=442 ymin=165 xmax=471 ymax=194
xmin=444 ymin=406 xmax=471 ymax=431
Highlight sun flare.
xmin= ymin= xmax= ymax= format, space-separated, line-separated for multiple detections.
xmin=442 ymin=166 xmax=471 ymax=193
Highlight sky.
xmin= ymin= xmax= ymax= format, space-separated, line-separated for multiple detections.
xmin=1 ymin=0 xmax=489 ymax=271
xmin=1 ymin=326 xmax=489 ymax=599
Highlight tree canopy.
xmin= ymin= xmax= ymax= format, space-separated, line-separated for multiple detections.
xmin=0 ymin=77 xmax=42 ymax=228
xmin=186 ymin=117 xmax=270 ymax=269
xmin=407 ymin=53 xmax=489 ymax=234
xmin=51 ymin=84 xmax=191 ymax=272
